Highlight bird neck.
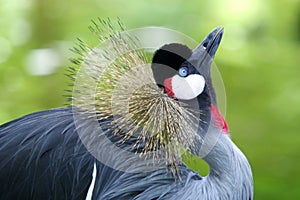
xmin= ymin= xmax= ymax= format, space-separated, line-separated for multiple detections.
xmin=201 ymin=132 xmax=253 ymax=199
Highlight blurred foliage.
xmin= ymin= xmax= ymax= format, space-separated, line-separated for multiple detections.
xmin=0 ymin=0 xmax=300 ymax=199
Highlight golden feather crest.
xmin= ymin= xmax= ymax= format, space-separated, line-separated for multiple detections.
xmin=69 ymin=18 xmax=204 ymax=175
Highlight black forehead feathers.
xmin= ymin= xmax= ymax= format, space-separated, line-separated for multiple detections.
xmin=151 ymin=43 xmax=192 ymax=70
xmin=151 ymin=43 xmax=193 ymax=87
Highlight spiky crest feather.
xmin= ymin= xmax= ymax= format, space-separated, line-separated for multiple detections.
xmin=67 ymin=19 xmax=204 ymax=175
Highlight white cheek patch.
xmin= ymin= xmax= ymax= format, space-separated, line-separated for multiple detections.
xmin=171 ymin=74 xmax=205 ymax=100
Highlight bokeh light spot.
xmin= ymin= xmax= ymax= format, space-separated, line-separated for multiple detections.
xmin=25 ymin=48 xmax=62 ymax=76
xmin=9 ymin=19 xmax=32 ymax=46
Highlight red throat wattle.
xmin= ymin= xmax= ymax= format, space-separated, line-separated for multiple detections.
xmin=210 ymin=104 xmax=228 ymax=134
xmin=163 ymin=77 xmax=174 ymax=98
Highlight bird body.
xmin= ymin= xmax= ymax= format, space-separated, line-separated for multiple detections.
xmin=0 ymin=19 xmax=253 ymax=199
xmin=0 ymin=107 xmax=252 ymax=199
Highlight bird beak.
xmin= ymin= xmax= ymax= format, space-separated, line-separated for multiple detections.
xmin=187 ymin=26 xmax=224 ymax=75
xmin=186 ymin=26 xmax=224 ymax=105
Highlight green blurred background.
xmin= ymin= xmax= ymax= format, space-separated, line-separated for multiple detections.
xmin=0 ymin=0 xmax=299 ymax=199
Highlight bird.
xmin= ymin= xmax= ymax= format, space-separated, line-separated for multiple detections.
xmin=0 ymin=19 xmax=253 ymax=200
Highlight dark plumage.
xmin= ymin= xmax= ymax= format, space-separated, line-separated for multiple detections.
xmin=0 ymin=108 xmax=94 ymax=199
xmin=0 ymin=107 xmax=201 ymax=199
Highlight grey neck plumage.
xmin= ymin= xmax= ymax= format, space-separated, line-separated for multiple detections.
xmin=162 ymin=131 xmax=254 ymax=200
xmin=200 ymin=133 xmax=253 ymax=200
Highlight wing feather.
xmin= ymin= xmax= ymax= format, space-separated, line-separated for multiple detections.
xmin=0 ymin=107 xmax=94 ymax=199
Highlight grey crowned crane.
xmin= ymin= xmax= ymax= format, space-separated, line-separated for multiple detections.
xmin=0 ymin=20 xmax=253 ymax=200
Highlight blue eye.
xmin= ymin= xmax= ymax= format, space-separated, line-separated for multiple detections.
xmin=178 ymin=67 xmax=188 ymax=77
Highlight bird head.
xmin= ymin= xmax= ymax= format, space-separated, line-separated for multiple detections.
xmin=151 ymin=26 xmax=228 ymax=140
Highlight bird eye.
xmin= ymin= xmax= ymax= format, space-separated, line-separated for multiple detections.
xmin=178 ymin=67 xmax=188 ymax=77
